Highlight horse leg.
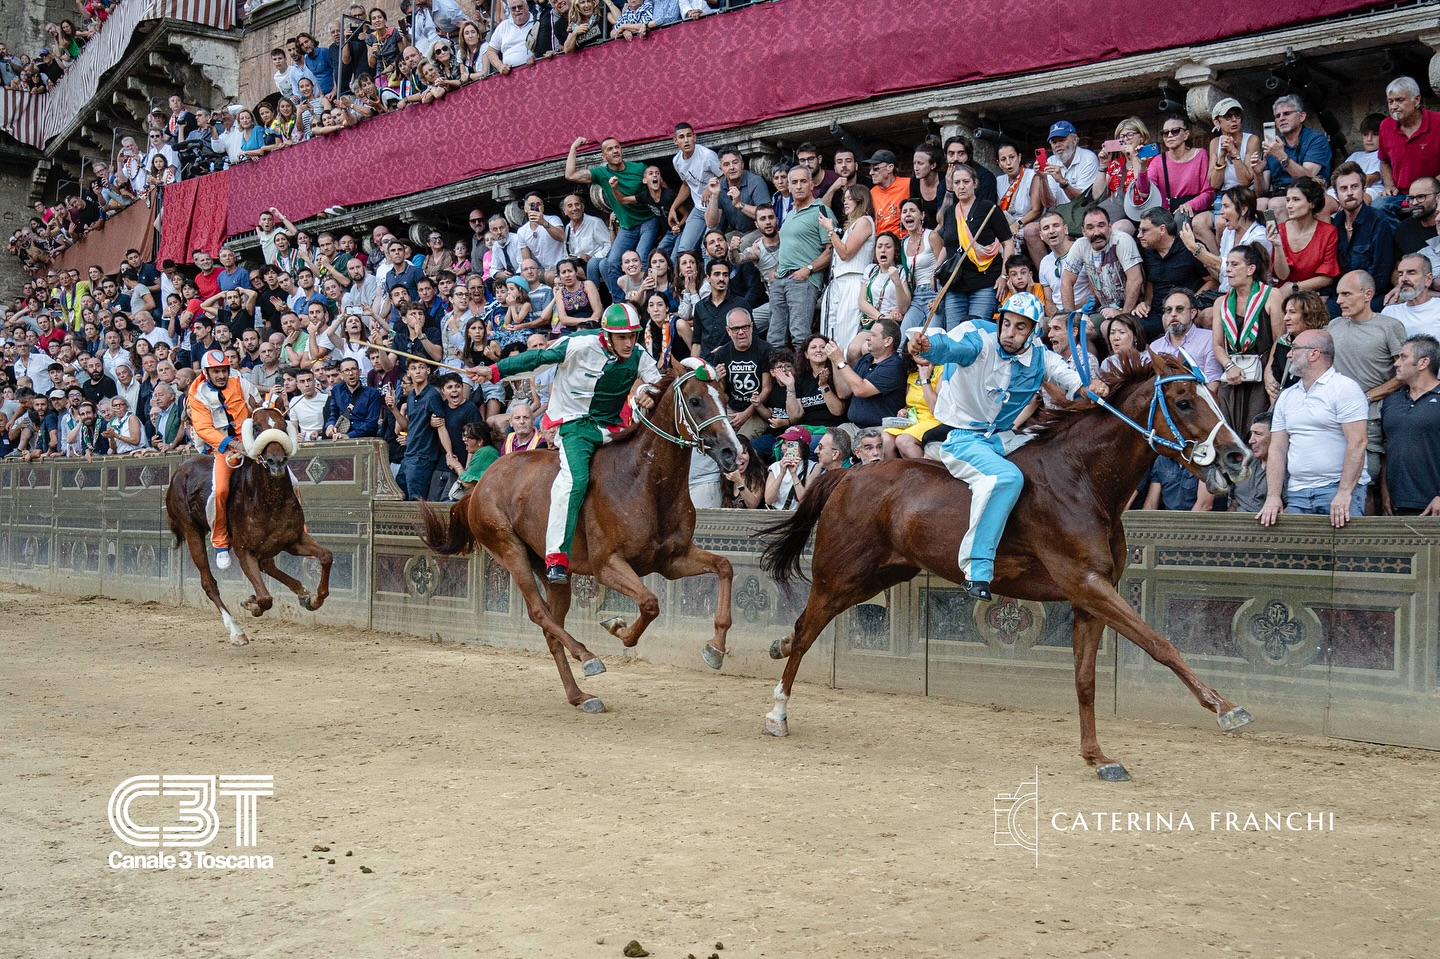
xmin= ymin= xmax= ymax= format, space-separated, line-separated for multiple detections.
xmin=287 ymin=534 xmax=333 ymax=611
xmin=659 ymin=545 xmax=734 ymax=670
xmin=180 ymin=525 xmax=248 ymax=646
xmin=493 ymin=539 xmax=605 ymax=712
xmin=1071 ymin=609 xmax=1130 ymax=782
xmin=766 ymin=565 xmax=918 ymax=737
xmin=236 ymin=550 xmax=275 ymax=617
xmin=1072 ymin=573 xmax=1251 ymax=730
xmin=594 ymin=557 xmax=659 ymax=649
xmin=258 ymin=555 xmax=306 ymax=599
xmin=541 ymin=573 xmax=606 ymax=678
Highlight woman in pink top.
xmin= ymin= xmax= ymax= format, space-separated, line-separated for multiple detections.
xmin=1129 ymin=113 xmax=1216 ymax=233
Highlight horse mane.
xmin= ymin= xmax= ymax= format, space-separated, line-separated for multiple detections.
xmin=607 ymin=373 xmax=680 ymax=443
xmin=1021 ymin=348 xmax=1169 ymax=439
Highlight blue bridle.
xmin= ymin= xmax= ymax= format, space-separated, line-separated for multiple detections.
xmin=1065 ymin=310 xmax=1223 ymax=467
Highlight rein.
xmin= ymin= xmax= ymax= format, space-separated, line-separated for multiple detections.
xmin=1064 ymin=311 xmax=1221 ymax=467
xmin=631 ymin=368 xmax=729 ymax=453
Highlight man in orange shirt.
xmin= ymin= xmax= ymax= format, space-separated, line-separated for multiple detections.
xmin=186 ymin=349 xmax=261 ymax=569
xmin=868 ymin=150 xmax=911 ymax=238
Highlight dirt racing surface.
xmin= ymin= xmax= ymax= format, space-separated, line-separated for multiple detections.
xmin=1 ymin=587 xmax=1435 ymax=958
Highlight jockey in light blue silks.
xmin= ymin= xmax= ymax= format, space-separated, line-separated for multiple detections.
xmin=911 ymin=292 xmax=1108 ymax=599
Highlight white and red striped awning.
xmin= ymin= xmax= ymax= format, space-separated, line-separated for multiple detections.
xmin=0 ymin=0 xmax=235 ymax=151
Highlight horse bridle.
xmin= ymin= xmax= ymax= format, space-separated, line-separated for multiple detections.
xmin=631 ymin=368 xmax=730 ymax=453
xmin=1066 ymin=312 xmax=1222 ymax=468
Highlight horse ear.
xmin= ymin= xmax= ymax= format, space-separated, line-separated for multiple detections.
xmin=668 ymin=356 xmax=689 ymax=377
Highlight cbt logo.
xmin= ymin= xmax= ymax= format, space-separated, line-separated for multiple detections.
xmin=107 ymin=775 xmax=274 ymax=868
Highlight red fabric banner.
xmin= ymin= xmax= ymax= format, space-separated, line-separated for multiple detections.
xmin=158 ymin=173 xmax=231 ymax=264
xmin=219 ymin=0 xmax=1385 ymax=238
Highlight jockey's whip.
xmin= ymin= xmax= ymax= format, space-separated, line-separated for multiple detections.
xmin=366 ymin=341 xmax=460 ymax=370
xmin=925 ymin=203 xmax=998 ymax=326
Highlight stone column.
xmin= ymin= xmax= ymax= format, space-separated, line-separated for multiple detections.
xmin=1422 ymin=31 xmax=1440 ymax=98
xmin=929 ymin=107 xmax=995 ymax=170
xmin=1175 ymin=62 xmax=1224 ymax=127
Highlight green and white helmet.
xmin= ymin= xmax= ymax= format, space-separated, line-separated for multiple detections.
xmin=599 ymin=302 xmax=642 ymax=350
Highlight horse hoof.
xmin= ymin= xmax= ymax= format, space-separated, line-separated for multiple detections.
xmin=298 ymin=594 xmax=315 ymax=611
xmin=763 ymin=716 xmax=789 ymax=737
xmin=579 ymin=697 xmax=606 ymax=714
xmin=582 ymin=658 xmax=607 ymax=677
xmin=1096 ymin=762 xmax=1131 ymax=782
xmin=231 ymin=636 xmax=250 ymax=648
xmin=1218 ymin=706 xmax=1254 ymax=732
xmin=599 ymin=615 xmax=627 ymax=635
xmin=701 ymin=643 xmax=725 ymax=670
xmin=768 ymin=639 xmax=785 ymax=660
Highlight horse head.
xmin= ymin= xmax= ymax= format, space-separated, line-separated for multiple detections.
xmin=1142 ymin=350 xmax=1253 ymax=495
xmin=662 ymin=357 xmax=741 ymax=474
xmin=241 ymin=392 xmax=299 ymax=478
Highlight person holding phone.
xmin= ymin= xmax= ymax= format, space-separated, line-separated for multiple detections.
xmin=1129 ymin=114 xmax=1215 ymax=242
xmin=1257 ymin=94 xmax=1332 ymax=221
xmin=1091 ymin=116 xmax=1151 ymax=237
xmin=1021 ymin=120 xmax=1100 ymax=266
xmin=764 ymin=426 xmax=813 ymax=510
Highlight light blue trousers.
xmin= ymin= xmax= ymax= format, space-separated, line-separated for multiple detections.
xmin=929 ymin=429 xmax=1023 ymax=583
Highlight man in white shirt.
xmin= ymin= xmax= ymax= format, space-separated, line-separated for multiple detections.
xmin=514 ymin=193 xmax=567 ymax=276
xmin=1389 ymin=254 xmax=1440 ymax=339
xmin=135 ymin=311 xmax=174 ymax=349
xmin=1036 ymin=211 xmax=1089 ymax=316
xmin=287 ymin=369 xmax=330 ymax=439
xmin=561 ymin=193 xmax=611 ymax=266
xmin=1023 ymin=119 xmax=1100 ymax=264
xmin=409 ymin=0 xmax=468 ymax=57
xmin=1060 ymin=207 xmax=1143 ymax=320
xmin=670 ymin=121 xmax=723 ymax=255
xmin=1258 ymin=330 xmax=1370 ymax=527
xmin=271 ymin=48 xmax=296 ymax=99
xmin=483 ymin=1 xmax=535 ymax=75
xmin=484 ymin=215 xmax=527 ymax=282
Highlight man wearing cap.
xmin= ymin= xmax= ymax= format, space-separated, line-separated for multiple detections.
xmin=909 ymin=292 xmax=1102 ymax=599
xmin=867 ymin=150 xmax=911 ymax=238
xmin=1022 ymin=120 xmax=1100 ymax=264
xmin=188 ymin=349 xmax=262 ymax=569
xmin=464 ymin=303 xmax=667 ymax=583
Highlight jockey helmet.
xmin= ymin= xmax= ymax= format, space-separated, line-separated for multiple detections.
xmin=599 ymin=302 xmax=642 ymax=350
xmin=201 ymin=349 xmax=229 ymax=370
xmin=998 ymin=292 xmax=1044 ymax=330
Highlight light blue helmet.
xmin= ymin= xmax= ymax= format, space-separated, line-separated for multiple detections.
xmin=999 ymin=292 xmax=1044 ymax=330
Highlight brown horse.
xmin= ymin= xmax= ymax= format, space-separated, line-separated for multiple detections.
xmin=166 ymin=399 xmax=333 ymax=646
xmin=760 ymin=351 xmax=1255 ymax=781
xmin=418 ymin=358 xmax=742 ymax=713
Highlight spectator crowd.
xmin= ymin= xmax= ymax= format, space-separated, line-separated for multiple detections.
xmin=1 ymin=3 xmax=117 ymax=94
xmin=3 ymin=14 xmax=1439 ymax=518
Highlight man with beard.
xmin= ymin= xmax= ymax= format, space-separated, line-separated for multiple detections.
xmin=1389 ymin=254 xmax=1440 ymax=339
xmin=1147 ymin=289 xmax=1223 ymax=387
xmin=1332 ymin=162 xmax=1395 ymax=309
xmin=1392 ymin=175 xmax=1440 ymax=274
xmin=738 ymin=204 xmax=781 ymax=334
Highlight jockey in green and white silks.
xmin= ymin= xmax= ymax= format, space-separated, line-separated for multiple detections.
xmin=474 ymin=303 xmax=662 ymax=583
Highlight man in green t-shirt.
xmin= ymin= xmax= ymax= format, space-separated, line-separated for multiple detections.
xmin=767 ymin=165 xmax=835 ymax=350
xmin=566 ymin=135 xmax=659 ymax=304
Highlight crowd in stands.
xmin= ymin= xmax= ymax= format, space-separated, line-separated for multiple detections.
xmin=0 ymin=3 xmax=118 ymax=93
xmin=4 ymin=40 xmax=1439 ymax=515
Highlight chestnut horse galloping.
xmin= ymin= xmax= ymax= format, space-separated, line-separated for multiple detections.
xmin=760 ymin=351 xmax=1255 ymax=780
xmin=166 ymin=399 xmax=333 ymax=646
xmin=418 ymin=359 xmax=742 ymax=713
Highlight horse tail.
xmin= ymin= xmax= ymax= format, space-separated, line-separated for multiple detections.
xmin=417 ymin=497 xmax=477 ymax=557
xmin=759 ymin=469 xmax=848 ymax=584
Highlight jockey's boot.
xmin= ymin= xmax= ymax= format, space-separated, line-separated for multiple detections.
xmin=216 ymin=547 xmax=232 ymax=570
xmin=544 ymin=553 xmax=570 ymax=584
xmin=963 ymin=578 xmax=992 ymax=601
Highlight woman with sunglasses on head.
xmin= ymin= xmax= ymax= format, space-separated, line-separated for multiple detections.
xmin=1130 ymin=113 xmax=1217 ymax=249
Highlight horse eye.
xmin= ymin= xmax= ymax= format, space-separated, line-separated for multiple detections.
xmin=689 ymin=396 xmax=703 ymax=407
xmin=1176 ymin=400 xmax=1193 ymax=413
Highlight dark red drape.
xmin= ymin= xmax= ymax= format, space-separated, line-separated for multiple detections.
xmin=158 ymin=173 xmax=231 ymax=265
xmin=202 ymin=0 xmax=1383 ymax=239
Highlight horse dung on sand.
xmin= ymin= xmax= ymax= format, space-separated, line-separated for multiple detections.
xmin=760 ymin=349 xmax=1256 ymax=781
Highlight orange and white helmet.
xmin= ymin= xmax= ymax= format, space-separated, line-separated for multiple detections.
xmin=201 ymin=349 xmax=228 ymax=370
